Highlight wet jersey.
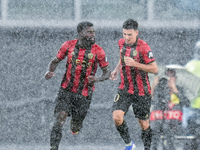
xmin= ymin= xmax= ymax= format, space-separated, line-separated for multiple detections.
xmin=56 ymin=39 xmax=109 ymax=97
xmin=118 ymin=38 xmax=155 ymax=96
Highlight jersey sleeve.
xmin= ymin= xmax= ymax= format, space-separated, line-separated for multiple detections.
xmin=141 ymin=44 xmax=155 ymax=64
xmin=96 ymin=46 xmax=109 ymax=68
xmin=56 ymin=41 xmax=69 ymax=60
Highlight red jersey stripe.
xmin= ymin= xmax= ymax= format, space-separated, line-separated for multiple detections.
xmin=57 ymin=39 xmax=109 ymax=97
xmin=118 ymin=38 xmax=155 ymax=96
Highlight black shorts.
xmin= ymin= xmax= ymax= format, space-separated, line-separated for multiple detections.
xmin=54 ymin=87 xmax=92 ymax=121
xmin=112 ymin=90 xmax=151 ymax=120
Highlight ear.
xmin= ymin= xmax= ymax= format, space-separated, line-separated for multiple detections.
xmin=136 ymin=30 xmax=139 ymax=35
xmin=79 ymin=31 xmax=83 ymax=36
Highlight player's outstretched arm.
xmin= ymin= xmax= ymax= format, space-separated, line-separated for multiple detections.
xmin=45 ymin=57 xmax=61 ymax=80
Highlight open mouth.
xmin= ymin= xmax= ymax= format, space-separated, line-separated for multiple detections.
xmin=89 ymin=37 xmax=95 ymax=41
xmin=87 ymin=37 xmax=95 ymax=44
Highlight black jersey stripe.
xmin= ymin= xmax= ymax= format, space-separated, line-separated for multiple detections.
xmin=60 ymin=48 xmax=69 ymax=86
xmin=88 ymin=55 xmax=97 ymax=97
xmin=77 ymin=47 xmax=92 ymax=94
xmin=67 ymin=45 xmax=79 ymax=90
xmin=121 ymin=45 xmax=129 ymax=92
xmin=129 ymin=46 xmax=139 ymax=95
xmin=91 ymin=54 xmax=97 ymax=76
xmin=121 ymin=45 xmax=129 ymax=91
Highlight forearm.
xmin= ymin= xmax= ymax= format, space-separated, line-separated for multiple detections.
xmin=96 ymin=66 xmax=111 ymax=82
xmin=48 ymin=57 xmax=61 ymax=72
xmin=114 ymin=60 xmax=121 ymax=72
xmin=134 ymin=61 xmax=158 ymax=74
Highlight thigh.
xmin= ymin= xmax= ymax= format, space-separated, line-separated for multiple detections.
xmin=112 ymin=90 xmax=132 ymax=114
xmin=54 ymin=88 xmax=73 ymax=117
xmin=132 ymin=94 xmax=151 ymax=120
xmin=71 ymin=94 xmax=92 ymax=121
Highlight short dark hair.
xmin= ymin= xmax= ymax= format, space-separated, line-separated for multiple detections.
xmin=123 ymin=19 xmax=138 ymax=30
xmin=77 ymin=21 xmax=93 ymax=34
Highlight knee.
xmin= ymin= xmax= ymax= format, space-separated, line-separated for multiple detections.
xmin=56 ymin=111 xmax=67 ymax=126
xmin=142 ymin=124 xmax=150 ymax=130
xmin=113 ymin=111 xmax=124 ymax=126
xmin=139 ymin=119 xmax=150 ymax=130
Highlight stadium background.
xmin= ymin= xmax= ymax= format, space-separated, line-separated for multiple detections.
xmin=0 ymin=0 xmax=200 ymax=149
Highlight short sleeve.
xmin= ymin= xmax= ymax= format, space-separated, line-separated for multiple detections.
xmin=96 ymin=46 xmax=109 ymax=68
xmin=140 ymin=44 xmax=155 ymax=64
xmin=56 ymin=41 xmax=69 ymax=60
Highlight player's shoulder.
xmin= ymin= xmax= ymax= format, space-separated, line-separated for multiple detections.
xmin=62 ymin=39 xmax=78 ymax=47
xmin=118 ymin=38 xmax=125 ymax=46
xmin=137 ymin=38 xmax=151 ymax=52
xmin=92 ymin=43 xmax=104 ymax=51
xmin=137 ymin=38 xmax=149 ymax=46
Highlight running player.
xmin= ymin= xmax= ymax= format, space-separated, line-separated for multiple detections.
xmin=45 ymin=21 xmax=110 ymax=150
xmin=110 ymin=19 xmax=158 ymax=150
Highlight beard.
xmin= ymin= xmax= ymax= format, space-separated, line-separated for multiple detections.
xmin=82 ymin=37 xmax=95 ymax=48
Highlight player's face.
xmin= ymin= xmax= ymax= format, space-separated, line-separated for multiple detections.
xmin=123 ymin=29 xmax=138 ymax=45
xmin=80 ymin=26 xmax=95 ymax=46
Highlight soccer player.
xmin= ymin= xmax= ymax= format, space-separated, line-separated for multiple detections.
xmin=45 ymin=21 xmax=110 ymax=150
xmin=110 ymin=19 xmax=158 ymax=150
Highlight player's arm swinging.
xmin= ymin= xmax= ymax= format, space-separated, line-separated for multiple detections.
xmin=110 ymin=60 xmax=121 ymax=80
xmin=45 ymin=57 xmax=61 ymax=80
xmin=87 ymin=65 xmax=111 ymax=83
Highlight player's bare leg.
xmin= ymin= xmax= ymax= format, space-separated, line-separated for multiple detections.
xmin=50 ymin=111 xmax=67 ymax=150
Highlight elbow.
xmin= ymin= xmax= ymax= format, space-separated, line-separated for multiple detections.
xmin=151 ymin=67 xmax=158 ymax=74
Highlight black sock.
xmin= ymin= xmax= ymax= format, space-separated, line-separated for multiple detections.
xmin=116 ymin=121 xmax=131 ymax=144
xmin=50 ymin=124 xmax=63 ymax=150
xmin=141 ymin=126 xmax=152 ymax=150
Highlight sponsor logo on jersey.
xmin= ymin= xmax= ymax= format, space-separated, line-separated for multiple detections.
xmin=88 ymin=53 xmax=93 ymax=59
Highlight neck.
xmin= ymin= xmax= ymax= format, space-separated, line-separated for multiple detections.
xmin=125 ymin=38 xmax=138 ymax=47
xmin=78 ymin=39 xmax=92 ymax=49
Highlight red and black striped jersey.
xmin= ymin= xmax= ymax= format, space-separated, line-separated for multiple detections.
xmin=118 ymin=38 xmax=155 ymax=96
xmin=57 ymin=39 xmax=109 ymax=97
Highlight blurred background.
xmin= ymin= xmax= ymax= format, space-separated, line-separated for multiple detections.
xmin=0 ymin=0 xmax=200 ymax=149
